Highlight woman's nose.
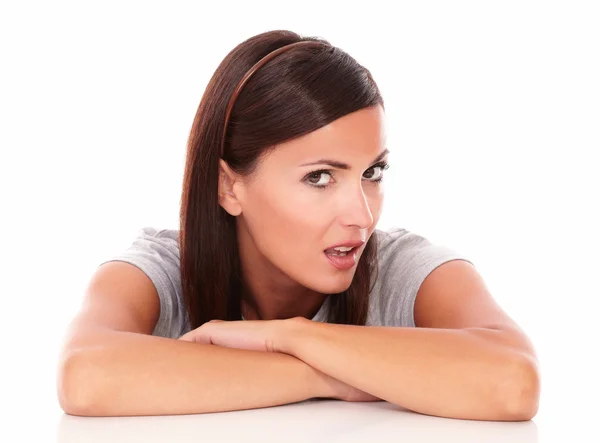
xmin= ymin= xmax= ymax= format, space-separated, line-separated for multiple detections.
xmin=337 ymin=186 xmax=375 ymax=229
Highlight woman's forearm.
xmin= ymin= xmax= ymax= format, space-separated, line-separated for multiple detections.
xmin=57 ymin=327 xmax=334 ymax=417
xmin=280 ymin=319 xmax=540 ymax=421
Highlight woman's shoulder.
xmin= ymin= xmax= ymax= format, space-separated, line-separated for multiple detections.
xmin=135 ymin=226 xmax=180 ymax=247
xmin=372 ymin=225 xmax=466 ymax=260
xmin=373 ymin=225 xmax=428 ymax=249
xmin=98 ymin=226 xmax=185 ymax=338
xmin=368 ymin=226 xmax=472 ymax=327
xmin=117 ymin=226 xmax=181 ymax=262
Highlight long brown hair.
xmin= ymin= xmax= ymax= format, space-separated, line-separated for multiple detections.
xmin=179 ymin=30 xmax=384 ymax=329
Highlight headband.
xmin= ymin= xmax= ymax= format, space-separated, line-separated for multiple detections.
xmin=220 ymin=40 xmax=327 ymax=158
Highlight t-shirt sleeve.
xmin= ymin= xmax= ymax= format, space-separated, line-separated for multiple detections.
xmin=97 ymin=227 xmax=186 ymax=339
xmin=374 ymin=227 xmax=474 ymax=327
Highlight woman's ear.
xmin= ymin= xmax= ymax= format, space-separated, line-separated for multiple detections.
xmin=218 ymin=159 xmax=242 ymax=216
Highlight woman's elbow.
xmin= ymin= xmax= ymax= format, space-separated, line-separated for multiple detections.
xmin=502 ymin=355 xmax=541 ymax=421
xmin=56 ymin=350 xmax=98 ymax=416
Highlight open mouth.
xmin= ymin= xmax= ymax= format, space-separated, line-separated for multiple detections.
xmin=323 ymin=246 xmax=359 ymax=270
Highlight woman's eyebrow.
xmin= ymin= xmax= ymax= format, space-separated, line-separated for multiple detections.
xmin=300 ymin=148 xmax=389 ymax=170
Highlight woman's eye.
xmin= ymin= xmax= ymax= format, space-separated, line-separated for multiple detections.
xmin=306 ymin=172 xmax=331 ymax=186
xmin=363 ymin=165 xmax=382 ymax=180
xmin=365 ymin=162 xmax=390 ymax=181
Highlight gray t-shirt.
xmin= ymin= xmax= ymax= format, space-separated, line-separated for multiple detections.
xmin=98 ymin=226 xmax=472 ymax=339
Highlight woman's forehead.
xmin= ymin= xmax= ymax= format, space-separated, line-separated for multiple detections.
xmin=268 ymin=107 xmax=387 ymax=164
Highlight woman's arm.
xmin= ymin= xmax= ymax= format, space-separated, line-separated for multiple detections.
xmin=58 ymin=326 xmax=342 ymax=417
xmin=279 ymin=318 xmax=539 ymax=422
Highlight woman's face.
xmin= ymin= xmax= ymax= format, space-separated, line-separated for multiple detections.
xmin=219 ymin=105 xmax=388 ymax=297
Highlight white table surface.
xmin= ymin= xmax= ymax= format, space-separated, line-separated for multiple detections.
xmin=54 ymin=399 xmax=540 ymax=443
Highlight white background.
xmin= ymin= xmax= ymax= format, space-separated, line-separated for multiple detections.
xmin=1 ymin=1 xmax=598 ymax=441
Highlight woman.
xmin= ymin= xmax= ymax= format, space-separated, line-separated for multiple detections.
xmin=57 ymin=30 xmax=540 ymax=421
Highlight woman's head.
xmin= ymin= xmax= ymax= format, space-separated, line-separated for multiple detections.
xmin=180 ymin=30 xmax=385 ymax=328
xmin=219 ymin=105 xmax=387 ymax=304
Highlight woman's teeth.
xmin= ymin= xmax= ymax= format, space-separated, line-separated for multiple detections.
xmin=326 ymin=247 xmax=353 ymax=256
xmin=329 ymin=251 xmax=349 ymax=256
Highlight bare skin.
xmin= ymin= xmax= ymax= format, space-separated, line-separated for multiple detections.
xmin=218 ymin=105 xmax=389 ymax=321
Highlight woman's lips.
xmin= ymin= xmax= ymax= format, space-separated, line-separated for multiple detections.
xmin=324 ymin=246 xmax=359 ymax=270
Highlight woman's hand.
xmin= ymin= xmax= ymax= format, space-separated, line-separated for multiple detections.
xmin=179 ymin=318 xmax=382 ymax=402
xmin=178 ymin=319 xmax=287 ymax=353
